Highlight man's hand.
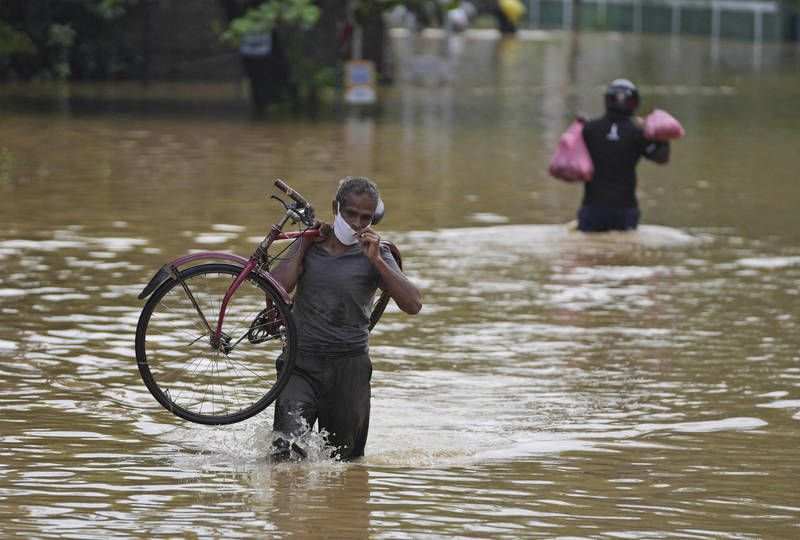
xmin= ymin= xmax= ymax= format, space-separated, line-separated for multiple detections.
xmin=311 ymin=219 xmax=332 ymax=243
xmin=358 ymin=226 xmax=382 ymax=262
xmin=359 ymin=227 xmax=423 ymax=315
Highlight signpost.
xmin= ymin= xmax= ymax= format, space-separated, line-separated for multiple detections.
xmin=344 ymin=60 xmax=376 ymax=105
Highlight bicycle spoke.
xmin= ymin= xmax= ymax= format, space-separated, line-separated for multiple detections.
xmin=150 ymin=351 xmax=202 ymax=380
xmin=230 ymin=320 xmax=285 ymax=350
xmin=219 ymin=349 xmax=276 ymax=384
xmin=136 ymin=262 xmax=296 ymax=424
xmin=213 ymin=355 xmax=228 ymax=416
xmin=177 ymin=278 xmax=214 ymax=335
xmin=145 ymin=319 xmax=209 ymax=349
xmin=155 ymin=313 xmax=208 ymax=342
xmin=154 ymin=328 xmax=274 ymax=413
xmin=164 ymin=282 xmax=213 ymax=324
xmin=221 ymin=355 xmax=246 ymax=411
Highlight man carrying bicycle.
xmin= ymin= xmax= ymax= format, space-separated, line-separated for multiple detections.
xmin=269 ymin=176 xmax=422 ymax=461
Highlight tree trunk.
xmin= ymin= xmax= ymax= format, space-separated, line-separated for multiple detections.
xmin=218 ymin=0 xmax=292 ymax=113
xmin=359 ymin=12 xmax=391 ymax=83
xmin=241 ymin=31 xmax=291 ymax=112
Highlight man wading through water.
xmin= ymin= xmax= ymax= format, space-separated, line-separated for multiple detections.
xmin=269 ymin=176 xmax=422 ymax=461
xmin=577 ymin=79 xmax=670 ymax=232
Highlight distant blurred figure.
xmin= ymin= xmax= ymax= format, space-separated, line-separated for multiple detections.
xmin=447 ymin=1 xmax=477 ymax=33
xmin=494 ymin=0 xmax=526 ymax=35
xmin=576 ymin=79 xmax=670 ymax=232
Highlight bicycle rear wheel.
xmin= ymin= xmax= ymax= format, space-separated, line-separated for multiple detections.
xmin=368 ymin=291 xmax=391 ymax=331
xmin=135 ymin=263 xmax=296 ymax=425
xmin=367 ymin=241 xmax=403 ymax=331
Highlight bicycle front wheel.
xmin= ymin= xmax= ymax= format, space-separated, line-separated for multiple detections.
xmin=135 ymin=263 xmax=296 ymax=425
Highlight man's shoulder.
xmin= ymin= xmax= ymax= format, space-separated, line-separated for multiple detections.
xmin=584 ymin=114 xmax=642 ymax=137
xmin=583 ymin=115 xmax=611 ymax=134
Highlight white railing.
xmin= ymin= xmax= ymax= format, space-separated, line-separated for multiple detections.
xmin=528 ymin=0 xmax=779 ymax=41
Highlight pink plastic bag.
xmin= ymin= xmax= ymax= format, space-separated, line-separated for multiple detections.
xmin=548 ymin=121 xmax=594 ymax=183
xmin=643 ymin=109 xmax=685 ymax=141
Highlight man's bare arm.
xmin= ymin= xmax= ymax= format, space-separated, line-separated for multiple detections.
xmin=359 ymin=228 xmax=422 ymax=315
xmin=270 ymin=221 xmax=331 ymax=293
xmin=269 ymin=238 xmax=309 ymax=294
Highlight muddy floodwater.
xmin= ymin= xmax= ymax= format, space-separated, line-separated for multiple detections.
xmin=1 ymin=30 xmax=799 ymax=537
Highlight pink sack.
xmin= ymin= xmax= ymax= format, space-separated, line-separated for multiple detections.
xmin=548 ymin=121 xmax=594 ymax=183
xmin=643 ymin=109 xmax=685 ymax=141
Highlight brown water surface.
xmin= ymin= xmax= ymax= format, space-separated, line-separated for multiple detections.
xmin=1 ymin=31 xmax=799 ymax=538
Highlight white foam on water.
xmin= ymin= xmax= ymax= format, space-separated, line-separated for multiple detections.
xmin=211 ymin=224 xmax=246 ymax=232
xmin=560 ymin=265 xmax=668 ymax=282
xmin=736 ymin=256 xmax=800 ymax=269
xmin=0 ymin=235 xmax=148 ymax=253
xmin=471 ymin=437 xmax=605 ymax=462
xmin=564 ymin=223 xmax=700 ymax=247
xmin=0 ymin=288 xmax=26 ymax=297
xmin=88 ymin=251 xmax=117 ymax=259
xmin=0 ymin=239 xmax=83 ymax=250
xmin=193 ymin=233 xmax=239 ymax=244
xmin=635 ymin=417 xmax=767 ymax=433
xmin=147 ymin=414 xmax=345 ymax=473
xmin=469 ymin=212 xmax=510 ymax=224
xmin=756 ymin=399 xmax=800 ymax=410
xmin=404 ymin=416 xmax=770 ymax=466
xmin=402 ymin=223 xmax=699 ymax=256
xmin=40 ymin=293 xmax=91 ymax=302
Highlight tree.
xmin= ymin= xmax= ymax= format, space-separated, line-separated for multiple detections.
xmin=216 ymin=1 xmax=429 ymax=111
xmin=218 ymin=0 xmax=327 ymax=112
xmin=0 ymin=0 xmax=143 ymax=81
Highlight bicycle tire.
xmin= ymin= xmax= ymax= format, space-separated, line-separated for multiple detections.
xmin=135 ymin=263 xmax=296 ymax=425
xmin=368 ymin=291 xmax=391 ymax=331
xmin=367 ymin=241 xmax=403 ymax=331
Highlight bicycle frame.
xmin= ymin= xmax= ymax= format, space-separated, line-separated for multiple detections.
xmin=211 ymin=227 xmax=317 ymax=345
xmin=138 ymin=210 xmax=318 ymax=343
xmin=138 ymin=190 xmax=403 ymax=349
xmin=135 ymin=180 xmax=403 ymax=425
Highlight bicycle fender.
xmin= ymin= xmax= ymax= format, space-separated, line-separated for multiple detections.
xmin=137 ymin=252 xmax=250 ymax=300
xmin=136 ymin=252 xmax=293 ymax=306
xmin=137 ymin=264 xmax=172 ymax=300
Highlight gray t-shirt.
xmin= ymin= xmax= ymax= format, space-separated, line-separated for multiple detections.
xmin=292 ymin=242 xmax=401 ymax=353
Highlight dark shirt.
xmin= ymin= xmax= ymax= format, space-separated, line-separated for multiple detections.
xmin=292 ymin=243 xmax=399 ymax=354
xmin=581 ymin=112 xmax=665 ymax=208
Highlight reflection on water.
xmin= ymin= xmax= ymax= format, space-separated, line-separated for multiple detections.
xmin=1 ymin=30 xmax=800 ymax=537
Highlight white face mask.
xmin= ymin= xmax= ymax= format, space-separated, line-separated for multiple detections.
xmin=333 ymin=202 xmax=359 ymax=246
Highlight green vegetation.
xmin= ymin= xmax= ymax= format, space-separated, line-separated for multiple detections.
xmin=219 ymin=0 xmax=328 ymax=108
xmin=0 ymin=0 xmax=142 ymax=81
xmin=219 ymin=0 xmax=320 ymax=45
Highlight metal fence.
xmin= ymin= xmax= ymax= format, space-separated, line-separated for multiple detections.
xmin=523 ymin=0 xmax=797 ymax=41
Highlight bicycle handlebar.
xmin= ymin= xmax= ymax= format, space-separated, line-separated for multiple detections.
xmin=275 ymin=179 xmax=310 ymax=209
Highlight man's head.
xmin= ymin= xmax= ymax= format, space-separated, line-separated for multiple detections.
xmin=604 ymin=79 xmax=639 ymax=115
xmin=333 ymin=176 xmax=382 ymax=233
xmin=335 ymin=176 xmax=380 ymax=208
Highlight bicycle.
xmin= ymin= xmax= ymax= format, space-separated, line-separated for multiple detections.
xmin=135 ymin=180 xmax=401 ymax=426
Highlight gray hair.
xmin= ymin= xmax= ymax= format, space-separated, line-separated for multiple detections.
xmin=335 ymin=176 xmax=380 ymax=206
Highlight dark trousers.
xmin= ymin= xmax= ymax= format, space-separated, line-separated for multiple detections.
xmin=272 ymin=350 xmax=372 ymax=461
xmin=578 ymin=205 xmax=640 ymax=232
